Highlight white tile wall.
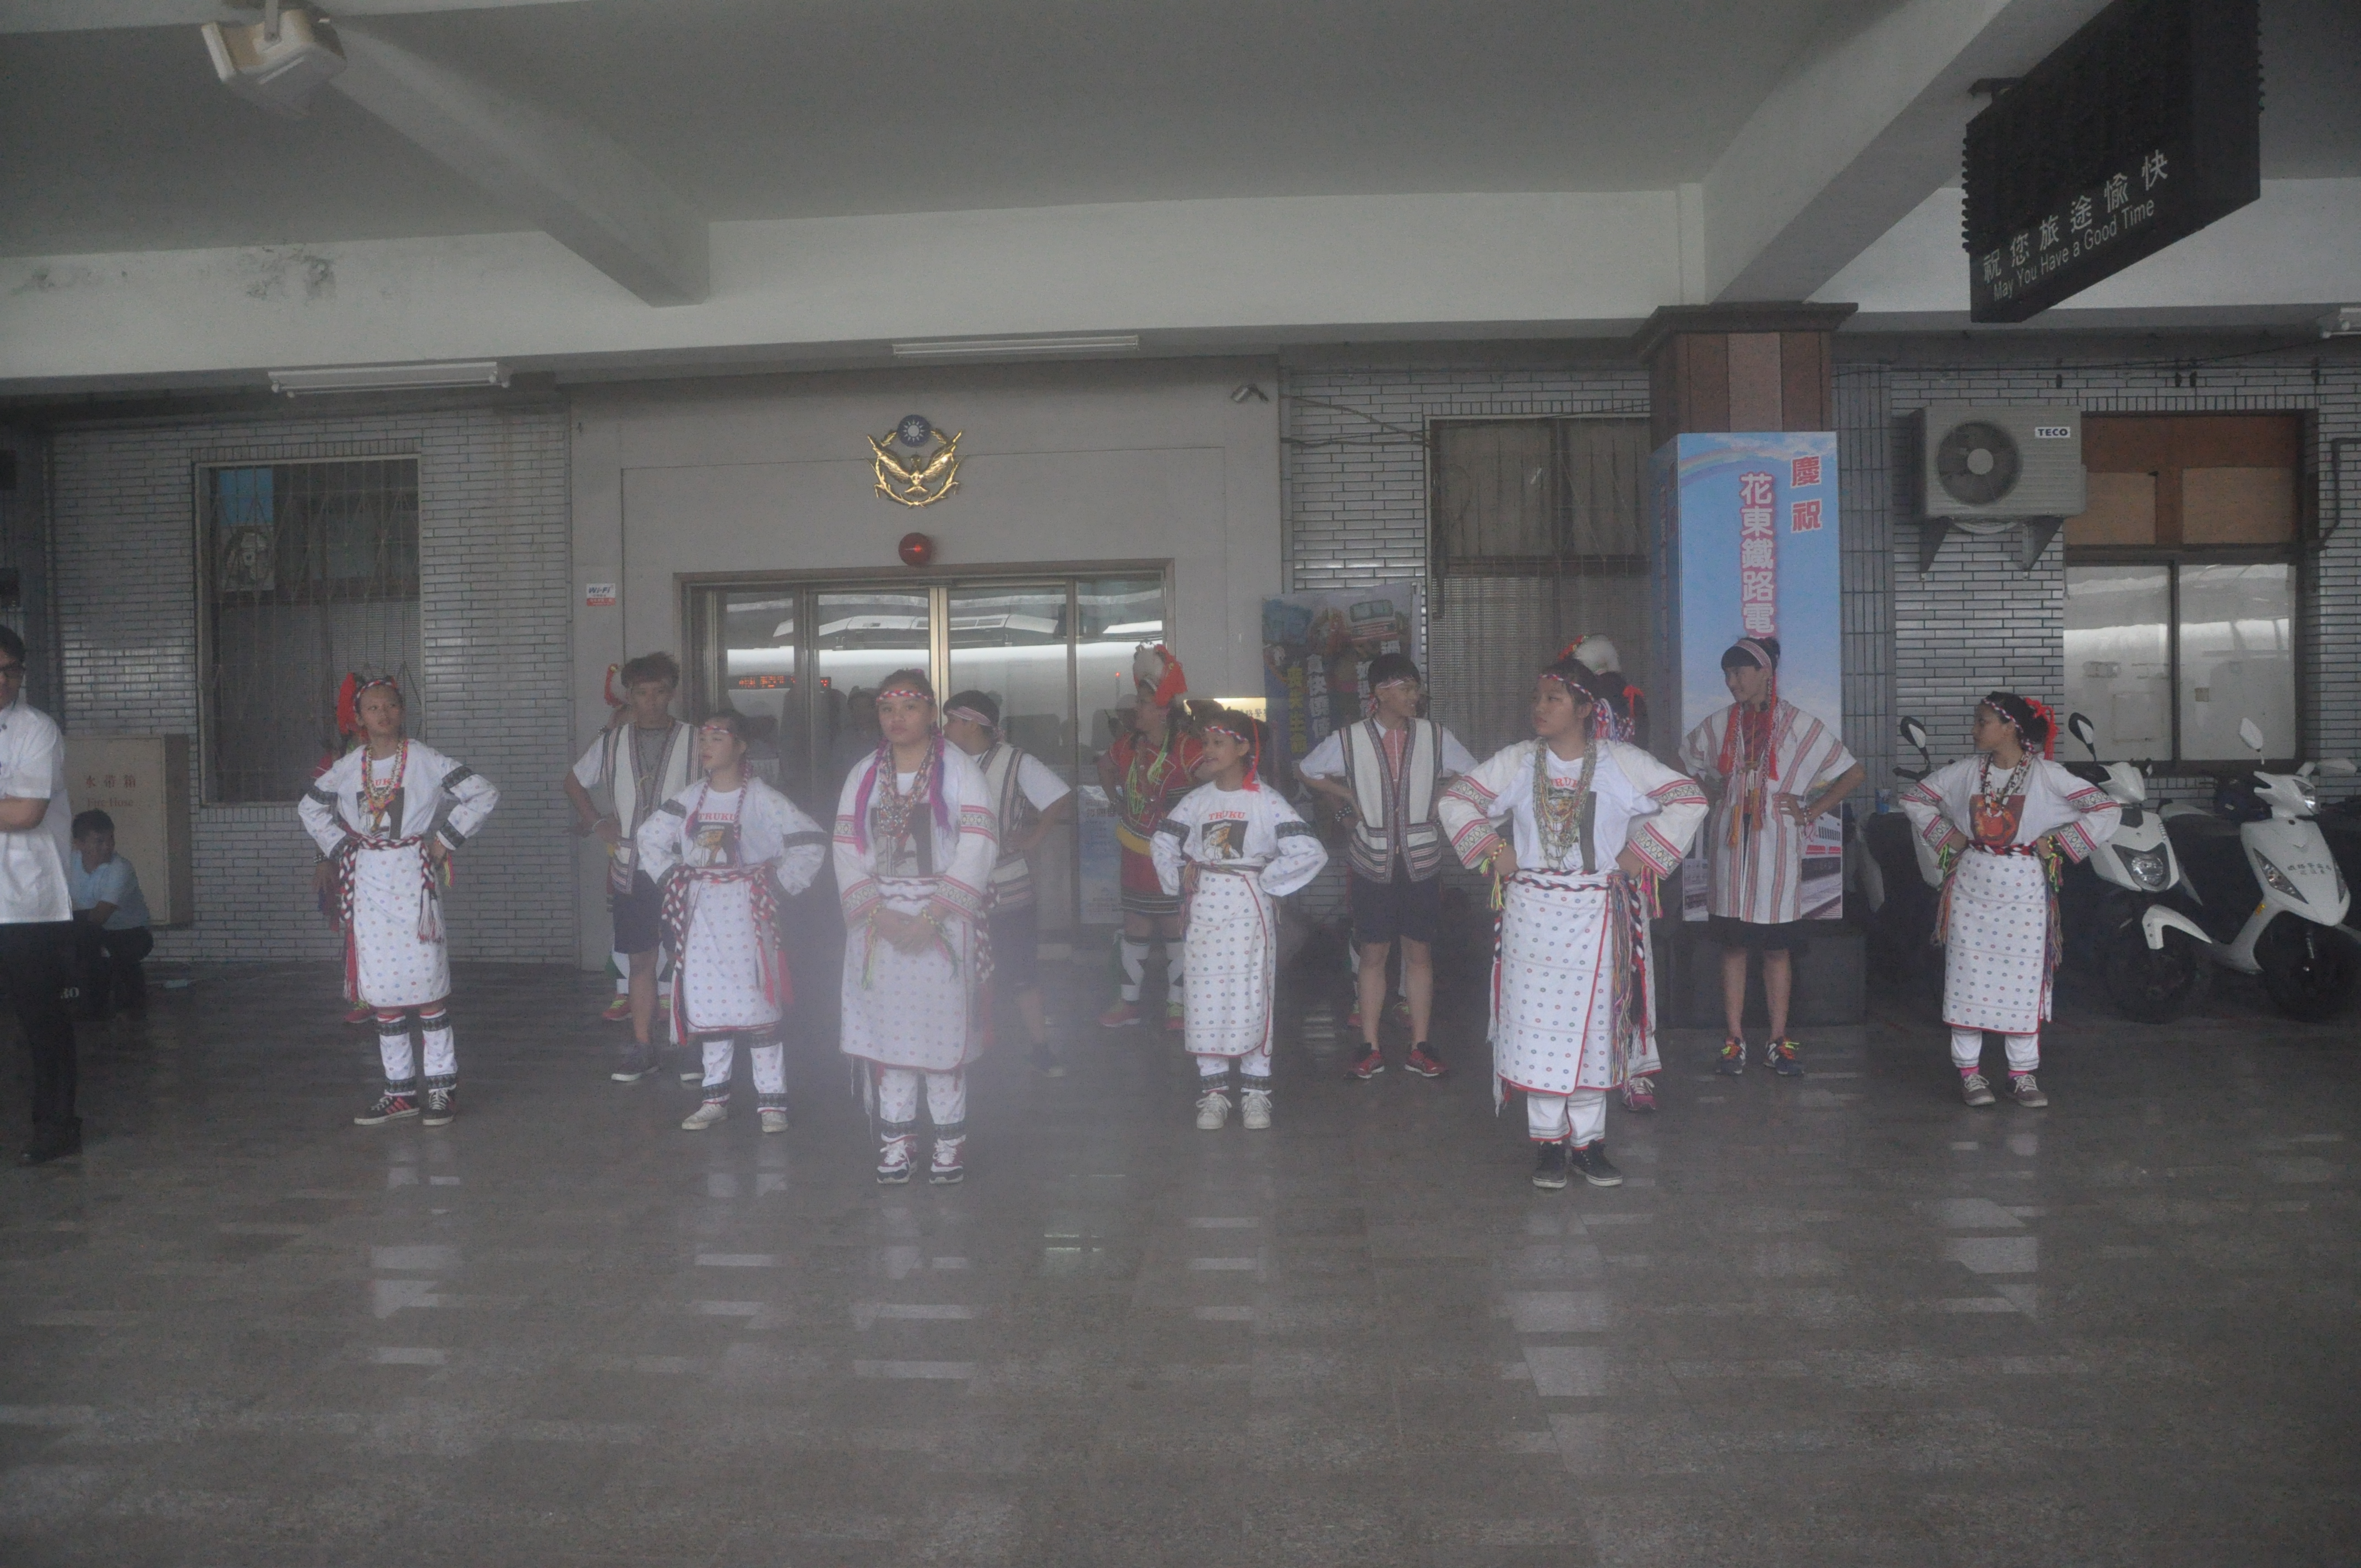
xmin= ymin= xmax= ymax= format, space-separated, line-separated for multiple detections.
xmin=47 ymin=405 xmax=576 ymax=963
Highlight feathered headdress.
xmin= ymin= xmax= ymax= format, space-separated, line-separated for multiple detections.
xmin=603 ymin=663 xmax=624 ymax=710
xmin=1133 ymin=643 xmax=1188 ymax=709
xmin=335 ymin=673 xmax=360 ymax=739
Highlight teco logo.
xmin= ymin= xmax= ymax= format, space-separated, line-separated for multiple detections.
xmin=2033 ymin=425 xmax=2074 ymax=439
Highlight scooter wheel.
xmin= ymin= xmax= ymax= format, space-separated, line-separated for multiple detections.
xmin=2101 ymin=924 xmax=2208 ymax=1025
xmin=2256 ymin=916 xmax=2361 ymax=1022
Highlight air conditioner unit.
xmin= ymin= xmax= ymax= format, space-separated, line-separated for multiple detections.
xmin=1916 ymin=404 xmax=2085 ymax=519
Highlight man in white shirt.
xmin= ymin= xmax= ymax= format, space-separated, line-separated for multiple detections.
xmin=0 ymin=627 xmax=83 ymax=1164
xmin=943 ymin=690 xmax=1076 ymax=1076
xmin=1297 ymin=653 xmax=1478 ymax=1081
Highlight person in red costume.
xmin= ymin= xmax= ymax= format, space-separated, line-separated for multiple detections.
xmin=1095 ymin=645 xmax=1204 ymax=1031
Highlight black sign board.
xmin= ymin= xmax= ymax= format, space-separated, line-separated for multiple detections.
xmin=1963 ymin=0 xmax=2259 ymax=323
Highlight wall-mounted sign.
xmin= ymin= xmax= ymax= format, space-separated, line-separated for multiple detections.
xmin=868 ymin=413 xmax=962 ymax=507
xmin=583 ymin=581 xmax=617 ymax=608
xmin=1964 ymin=0 xmax=2259 ymax=323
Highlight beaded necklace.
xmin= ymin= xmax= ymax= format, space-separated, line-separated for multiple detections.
xmin=360 ymin=741 xmax=407 ymax=835
xmin=872 ymin=744 xmax=934 ymax=865
xmin=1122 ymin=727 xmax=1182 ymax=825
xmin=1977 ymin=753 xmax=2030 ymax=807
xmin=1532 ymin=736 xmax=1599 ymax=873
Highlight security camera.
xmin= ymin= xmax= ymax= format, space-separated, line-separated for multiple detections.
xmin=202 ymin=3 xmax=346 ymax=119
xmin=1230 ymin=384 xmax=1270 ymax=404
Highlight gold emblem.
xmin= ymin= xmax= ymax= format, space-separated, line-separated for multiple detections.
xmin=869 ymin=415 xmax=961 ymax=507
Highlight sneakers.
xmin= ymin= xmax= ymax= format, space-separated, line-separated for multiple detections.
xmin=1620 ymin=1075 xmax=1658 ymax=1113
xmin=676 ymin=1049 xmax=702 ymax=1084
xmin=1960 ymin=1071 xmax=1997 ymax=1108
xmin=1715 ymin=1037 xmax=1745 ymax=1076
xmin=1403 ymin=1044 xmax=1449 ymax=1079
xmin=680 ymin=1101 xmax=728 ymax=1131
xmin=759 ymin=1107 xmax=789 ymax=1135
xmin=1195 ymin=1086 xmax=1232 ymax=1131
xmin=353 ymin=1091 xmax=417 ymax=1125
xmin=343 ymin=1002 xmax=374 ymax=1026
xmin=600 ymin=997 xmax=632 ymax=1022
xmin=1240 ymin=1083 xmax=1272 ymax=1130
xmin=610 ymin=1042 xmax=660 ymax=1083
xmin=1098 ymin=998 xmax=1144 ymax=1029
xmin=1030 ymin=1042 xmax=1066 ymax=1079
xmin=876 ymin=1136 xmax=915 ymax=1185
xmin=1767 ymin=1038 xmax=1804 ymax=1077
xmin=1165 ymin=998 xmax=1186 ymax=1033
xmin=1531 ymin=1142 xmax=1570 ymax=1190
xmin=929 ymin=1139 xmax=966 ymax=1185
xmin=2010 ymin=1072 xmax=2048 ymax=1108
xmin=421 ymin=1087 xmax=457 ymax=1126
xmin=1568 ymin=1143 xmax=1624 ymax=1187
xmin=1347 ymin=1047 xmax=1385 ymax=1081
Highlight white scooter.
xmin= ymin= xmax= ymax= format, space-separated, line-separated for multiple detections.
xmin=2162 ymin=717 xmax=2360 ymax=1020
xmin=2058 ymin=712 xmax=2210 ymax=1022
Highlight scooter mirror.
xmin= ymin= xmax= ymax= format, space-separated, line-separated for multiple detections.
xmin=2238 ymin=718 xmax=2266 ymax=755
xmin=2068 ymin=712 xmax=2096 ymax=748
xmin=1899 ymin=717 xmax=1928 ymax=751
xmin=2321 ymin=759 xmax=2358 ymax=776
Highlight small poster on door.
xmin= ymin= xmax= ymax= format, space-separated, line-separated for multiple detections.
xmin=1260 ymin=581 xmax=1425 ymax=767
xmin=584 ymin=582 xmax=618 ymax=608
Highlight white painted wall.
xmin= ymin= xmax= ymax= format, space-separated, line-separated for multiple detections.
xmin=564 ymin=357 xmax=1281 ymax=966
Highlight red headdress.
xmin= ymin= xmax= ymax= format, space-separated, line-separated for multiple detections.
xmin=335 ymin=673 xmax=360 ymax=740
xmin=603 ymin=663 xmax=624 ymax=710
xmin=1133 ymin=644 xmax=1188 ymax=709
xmin=2026 ymin=697 xmax=2057 ymax=759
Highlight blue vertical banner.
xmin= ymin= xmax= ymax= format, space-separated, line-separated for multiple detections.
xmin=1655 ymin=432 xmax=1846 ymax=919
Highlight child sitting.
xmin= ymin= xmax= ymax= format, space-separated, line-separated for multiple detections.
xmin=68 ymin=810 xmax=153 ymax=1018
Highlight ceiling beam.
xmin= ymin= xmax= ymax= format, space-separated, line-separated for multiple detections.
xmin=1700 ymin=0 xmax=2113 ymax=304
xmin=326 ymin=22 xmax=708 ymax=306
xmin=0 ymin=0 xmax=589 ymax=32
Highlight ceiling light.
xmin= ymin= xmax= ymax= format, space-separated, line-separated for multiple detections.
xmin=2319 ymin=307 xmax=2361 ymax=339
xmin=202 ymin=3 xmax=345 ymax=120
xmin=890 ymin=334 xmax=1140 ymax=360
xmin=269 ymin=361 xmax=513 ymax=396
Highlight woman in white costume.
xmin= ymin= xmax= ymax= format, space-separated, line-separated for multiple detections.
xmin=1901 ymin=692 xmax=2119 ymax=1108
xmin=1151 ymin=708 xmax=1329 ymax=1133
xmin=1437 ymin=651 xmax=1705 ymax=1190
xmin=637 ymin=712 xmax=827 ymax=1135
xmin=834 ymin=668 xmax=998 ymax=1185
xmin=298 ymin=677 xmax=499 ymax=1128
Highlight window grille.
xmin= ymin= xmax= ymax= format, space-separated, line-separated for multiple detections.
xmin=199 ymin=458 xmax=421 ymax=803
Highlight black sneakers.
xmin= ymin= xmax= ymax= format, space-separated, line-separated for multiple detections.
xmin=1568 ymin=1143 xmax=1624 ymax=1187
xmin=353 ymin=1091 xmax=418 ymax=1125
xmin=1531 ymin=1142 xmax=1570 ymax=1190
xmin=610 ymin=1042 xmax=660 ymax=1083
xmin=421 ymin=1087 xmax=458 ymax=1126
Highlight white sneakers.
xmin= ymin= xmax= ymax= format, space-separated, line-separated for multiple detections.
xmin=1195 ymin=1088 xmax=1231 ymax=1131
xmin=1240 ymin=1086 xmax=1272 ymax=1131
xmin=1197 ymin=1083 xmax=1274 ymax=1130
xmin=759 ymin=1108 xmax=788 ymax=1134
xmin=680 ymin=1101 xmax=728 ymax=1131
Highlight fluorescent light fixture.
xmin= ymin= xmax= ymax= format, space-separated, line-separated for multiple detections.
xmin=269 ymin=361 xmax=512 ymax=396
xmin=2320 ymin=307 xmax=2361 ymax=339
xmin=890 ymin=334 xmax=1140 ymax=360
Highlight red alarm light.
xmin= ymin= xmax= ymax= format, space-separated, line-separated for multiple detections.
xmin=897 ymin=532 xmax=934 ymax=567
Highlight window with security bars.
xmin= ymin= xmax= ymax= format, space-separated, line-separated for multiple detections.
xmin=1426 ymin=418 xmax=1654 ymax=758
xmin=200 ymin=459 xmax=421 ymax=803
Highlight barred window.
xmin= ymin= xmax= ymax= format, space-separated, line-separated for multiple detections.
xmin=199 ymin=459 xmax=421 ymax=803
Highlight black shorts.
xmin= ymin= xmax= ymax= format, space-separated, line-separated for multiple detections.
xmin=1709 ymin=915 xmax=1813 ymax=954
xmin=1348 ymin=868 xmax=1442 ymax=947
xmin=989 ymin=902 xmax=1041 ymax=991
xmin=611 ymin=869 xmax=663 ymax=955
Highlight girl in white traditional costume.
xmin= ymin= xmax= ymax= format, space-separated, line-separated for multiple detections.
xmin=298 ymin=676 xmax=499 ymax=1128
xmin=1436 ymin=652 xmax=1705 ymax=1190
xmin=1901 ymin=692 xmax=2119 ymax=1109
xmin=834 ymin=668 xmax=998 ymax=1185
xmin=637 ymin=712 xmax=827 ymax=1134
xmin=1152 ymin=708 xmax=1328 ymax=1132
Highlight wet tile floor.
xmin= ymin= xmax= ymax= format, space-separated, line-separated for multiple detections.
xmin=1 ymin=958 xmax=2357 ymax=1566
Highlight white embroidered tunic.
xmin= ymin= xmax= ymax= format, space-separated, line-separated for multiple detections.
xmin=973 ymin=742 xmax=1072 ymax=912
xmin=1437 ymin=741 xmax=1705 ymax=1098
xmin=636 ymin=777 xmax=826 ymax=1039
xmin=833 ymin=742 xmax=999 ymax=1072
xmin=1151 ymin=781 xmax=1328 ymax=1060
xmin=1902 ymin=755 xmax=2120 ymax=1033
xmin=300 ymin=741 xmax=500 ymax=1009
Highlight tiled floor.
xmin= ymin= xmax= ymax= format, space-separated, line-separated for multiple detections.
xmin=1 ymin=957 xmax=2357 ymax=1566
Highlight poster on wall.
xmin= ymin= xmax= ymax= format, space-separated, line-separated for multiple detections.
xmin=1653 ymin=433 xmax=1847 ymax=921
xmin=1261 ymin=582 xmax=1426 ymax=766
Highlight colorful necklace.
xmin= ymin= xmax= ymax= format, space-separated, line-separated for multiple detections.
xmin=1977 ymin=753 xmax=2030 ymax=805
xmin=360 ymin=741 xmax=407 ymax=834
xmin=872 ymin=744 xmax=933 ymax=859
xmin=1123 ymin=729 xmax=1180 ymax=825
xmin=1532 ymin=736 xmax=1598 ymax=872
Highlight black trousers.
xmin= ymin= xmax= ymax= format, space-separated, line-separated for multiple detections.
xmin=73 ymin=922 xmax=152 ymax=1012
xmin=0 ymin=921 xmax=78 ymax=1141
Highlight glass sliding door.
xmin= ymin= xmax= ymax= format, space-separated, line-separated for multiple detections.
xmin=810 ymin=587 xmax=931 ymax=808
xmin=946 ymin=584 xmax=1076 ymax=930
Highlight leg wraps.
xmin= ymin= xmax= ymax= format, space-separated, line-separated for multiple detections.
xmin=2004 ymin=1032 xmax=2039 ymax=1074
xmin=1163 ymin=942 xmax=1184 ymax=1000
xmin=376 ymin=1011 xmax=416 ymax=1091
xmin=1120 ymin=939 xmax=1150 ymax=1001
xmin=1951 ymin=1027 xmax=1985 ymax=1071
xmin=612 ymin=950 xmax=630 ymax=994
xmin=417 ymin=1008 xmax=455 ymax=1091
xmin=749 ymin=1038 xmax=787 ymax=1112
xmin=1238 ymin=1042 xmax=1272 ymax=1079
xmin=924 ymin=1069 xmax=967 ymax=1140
xmin=1526 ymin=1088 xmax=1607 ymax=1147
xmin=874 ymin=1066 xmax=920 ymax=1135
xmin=701 ymin=1036 xmax=737 ymax=1103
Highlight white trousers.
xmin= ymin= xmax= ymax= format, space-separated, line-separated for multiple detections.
xmin=875 ymin=1066 xmax=966 ymax=1139
xmin=1197 ymin=1044 xmax=1272 ymax=1081
xmin=377 ymin=1007 xmax=456 ymax=1090
xmin=1951 ymin=1027 xmax=2039 ymax=1074
xmin=1525 ymin=1087 xmax=1607 ymax=1147
xmin=699 ymin=1036 xmax=787 ymax=1109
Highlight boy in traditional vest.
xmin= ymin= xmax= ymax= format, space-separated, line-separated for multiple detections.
xmin=565 ymin=652 xmax=698 ymax=1084
xmin=1298 ymin=653 xmax=1478 ymax=1080
xmin=943 ymin=690 xmax=1076 ymax=1076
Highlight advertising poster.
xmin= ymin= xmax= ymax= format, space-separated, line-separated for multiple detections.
xmin=1261 ymin=582 xmax=1425 ymax=766
xmin=1655 ymin=433 xmax=1846 ymax=921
